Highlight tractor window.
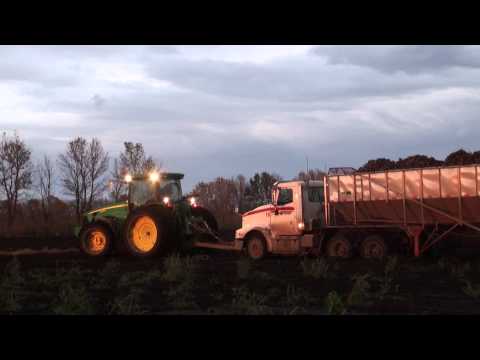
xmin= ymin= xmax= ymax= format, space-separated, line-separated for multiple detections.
xmin=130 ymin=180 xmax=156 ymax=206
xmin=130 ymin=179 xmax=183 ymax=206
xmin=308 ymin=186 xmax=324 ymax=203
xmin=157 ymin=181 xmax=182 ymax=201
xmin=277 ymin=188 xmax=293 ymax=206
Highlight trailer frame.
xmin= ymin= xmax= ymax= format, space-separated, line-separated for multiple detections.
xmin=324 ymin=163 xmax=480 ymax=257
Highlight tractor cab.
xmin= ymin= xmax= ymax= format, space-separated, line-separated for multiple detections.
xmin=126 ymin=172 xmax=185 ymax=208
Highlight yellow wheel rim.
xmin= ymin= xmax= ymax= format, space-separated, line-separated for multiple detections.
xmin=131 ymin=216 xmax=158 ymax=253
xmin=88 ymin=230 xmax=107 ymax=254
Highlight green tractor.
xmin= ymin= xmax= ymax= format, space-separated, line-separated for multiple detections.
xmin=74 ymin=172 xmax=218 ymax=258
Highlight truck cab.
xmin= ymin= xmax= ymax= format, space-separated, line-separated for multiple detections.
xmin=235 ymin=180 xmax=324 ymax=259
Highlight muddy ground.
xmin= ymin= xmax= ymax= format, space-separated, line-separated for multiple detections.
xmin=0 ymin=238 xmax=480 ymax=315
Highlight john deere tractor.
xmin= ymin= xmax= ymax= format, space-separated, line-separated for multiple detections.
xmin=74 ymin=172 xmax=218 ymax=258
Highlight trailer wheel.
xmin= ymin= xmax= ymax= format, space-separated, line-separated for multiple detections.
xmin=246 ymin=235 xmax=267 ymax=261
xmin=79 ymin=224 xmax=112 ymax=257
xmin=360 ymin=235 xmax=387 ymax=260
xmin=124 ymin=207 xmax=166 ymax=257
xmin=326 ymin=235 xmax=352 ymax=259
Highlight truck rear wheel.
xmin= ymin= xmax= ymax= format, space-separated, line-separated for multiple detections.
xmin=246 ymin=235 xmax=267 ymax=261
xmin=79 ymin=224 xmax=112 ymax=257
xmin=124 ymin=207 xmax=166 ymax=257
xmin=360 ymin=235 xmax=387 ymax=259
xmin=326 ymin=235 xmax=352 ymax=259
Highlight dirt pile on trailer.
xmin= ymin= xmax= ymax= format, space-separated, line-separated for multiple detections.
xmin=357 ymin=149 xmax=480 ymax=173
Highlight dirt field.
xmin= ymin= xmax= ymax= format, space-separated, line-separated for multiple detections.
xmin=1 ymin=238 xmax=480 ymax=315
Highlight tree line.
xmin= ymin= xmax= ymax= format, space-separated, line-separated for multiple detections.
xmin=0 ymin=132 xmax=160 ymax=237
xmin=1 ymin=130 xmax=477 ymax=237
xmin=0 ymin=132 xmax=325 ymax=237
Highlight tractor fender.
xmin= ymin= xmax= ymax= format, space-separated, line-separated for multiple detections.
xmin=243 ymin=227 xmax=273 ymax=253
xmin=86 ymin=218 xmax=117 ymax=238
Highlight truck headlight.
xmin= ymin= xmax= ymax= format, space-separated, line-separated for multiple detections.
xmin=124 ymin=174 xmax=132 ymax=183
xmin=189 ymin=197 xmax=197 ymax=207
xmin=298 ymin=222 xmax=305 ymax=230
xmin=163 ymin=196 xmax=170 ymax=205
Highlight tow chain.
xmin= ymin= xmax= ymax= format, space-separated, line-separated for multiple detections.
xmin=189 ymin=219 xmax=224 ymax=243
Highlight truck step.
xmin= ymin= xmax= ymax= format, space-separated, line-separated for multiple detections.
xmin=193 ymin=240 xmax=243 ymax=252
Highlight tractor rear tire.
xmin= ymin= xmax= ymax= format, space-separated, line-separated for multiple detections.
xmin=326 ymin=234 xmax=352 ymax=259
xmin=79 ymin=223 xmax=113 ymax=257
xmin=123 ymin=207 xmax=168 ymax=258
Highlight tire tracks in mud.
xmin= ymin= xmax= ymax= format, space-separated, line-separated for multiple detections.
xmin=0 ymin=247 xmax=79 ymax=256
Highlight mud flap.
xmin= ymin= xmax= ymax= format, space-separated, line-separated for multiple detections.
xmin=300 ymin=234 xmax=314 ymax=248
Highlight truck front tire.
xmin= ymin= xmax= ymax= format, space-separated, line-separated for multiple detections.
xmin=246 ymin=235 xmax=267 ymax=261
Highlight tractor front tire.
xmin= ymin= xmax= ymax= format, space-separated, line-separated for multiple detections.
xmin=79 ymin=223 xmax=113 ymax=257
xmin=124 ymin=207 xmax=168 ymax=258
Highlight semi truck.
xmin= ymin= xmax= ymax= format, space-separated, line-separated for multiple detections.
xmin=231 ymin=164 xmax=480 ymax=260
xmin=76 ymin=163 xmax=480 ymax=260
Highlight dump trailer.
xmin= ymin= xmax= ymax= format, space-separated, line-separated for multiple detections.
xmin=231 ymin=164 xmax=480 ymax=260
xmin=325 ymin=163 xmax=480 ymax=257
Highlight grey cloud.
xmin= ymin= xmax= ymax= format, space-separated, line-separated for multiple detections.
xmin=91 ymin=94 xmax=106 ymax=109
xmin=29 ymin=45 xmax=178 ymax=59
xmin=0 ymin=45 xmax=178 ymax=88
xmin=6 ymin=45 xmax=480 ymax=193
xmin=314 ymin=45 xmax=480 ymax=74
xmin=144 ymin=54 xmax=480 ymax=104
xmin=0 ymin=46 xmax=79 ymax=86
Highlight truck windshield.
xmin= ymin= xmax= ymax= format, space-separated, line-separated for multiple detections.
xmin=130 ymin=179 xmax=182 ymax=206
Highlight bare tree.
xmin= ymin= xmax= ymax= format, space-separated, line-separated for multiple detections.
xmin=191 ymin=177 xmax=240 ymax=229
xmin=234 ymin=174 xmax=247 ymax=212
xmin=109 ymin=158 xmax=126 ymax=202
xmin=119 ymin=142 xmax=160 ymax=176
xmin=37 ymin=155 xmax=55 ymax=223
xmin=245 ymin=172 xmax=282 ymax=207
xmin=86 ymin=138 xmax=109 ymax=209
xmin=0 ymin=132 xmax=32 ymax=227
xmin=58 ymin=137 xmax=87 ymax=220
xmin=296 ymin=169 xmax=326 ymax=181
xmin=58 ymin=137 xmax=109 ymax=220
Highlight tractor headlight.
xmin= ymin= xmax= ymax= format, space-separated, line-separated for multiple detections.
xmin=298 ymin=222 xmax=305 ymax=231
xmin=149 ymin=172 xmax=160 ymax=183
xmin=189 ymin=197 xmax=197 ymax=207
xmin=163 ymin=196 xmax=170 ymax=205
xmin=124 ymin=174 xmax=132 ymax=183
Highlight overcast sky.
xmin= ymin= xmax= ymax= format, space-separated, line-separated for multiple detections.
xmin=2 ymin=45 xmax=480 ymax=192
